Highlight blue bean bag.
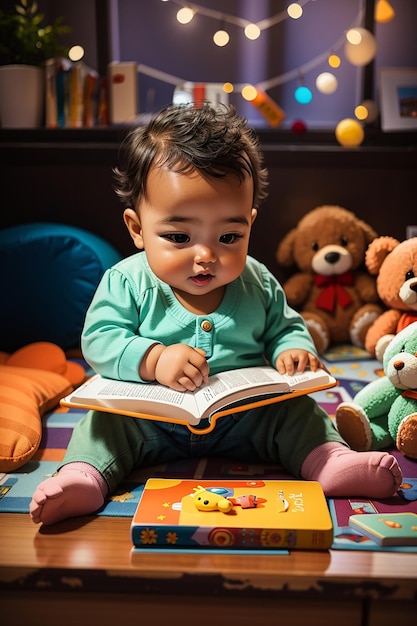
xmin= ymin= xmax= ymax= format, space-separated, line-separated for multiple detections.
xmin=0 ymin=223 xmax=122 ymax=352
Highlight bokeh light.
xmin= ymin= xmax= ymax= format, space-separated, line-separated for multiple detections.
xmin=344 ymin=28 xmax=377 ymax=66
xmin=244 ymin=23 xmax=261 ymax=40
xmin=241 ymin=85 xmax=258 ymax=101
xmin=335 ymin=118 xmax=365 ymax=147
xmin=294 ymin=85 xmax=313 ymax=104
xmin=316 ymin=72 xmax=338 ymax=95
xmin=213 ymin=29 xmax=230 ymax=46
xmin=328 ymin=54 xmax=341 ymax=68
xmin=177 ymin=7 xmax=194 ymax=24
xmin=68 ymin=45 xmax=85 ymax=62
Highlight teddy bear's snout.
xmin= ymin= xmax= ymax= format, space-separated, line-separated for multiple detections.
xmin=399 ymin=278 xmax=417 ymax=306
xmin=325 ymin=252 xmax=341 ymax=265
xmin=393 ymin=360 xmax=405 ymax=371
xmin=311 ymin=245 xmax=352 ymax=276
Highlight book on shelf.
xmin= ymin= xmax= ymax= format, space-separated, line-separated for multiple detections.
xmin=349 ymin=513 xmax=417 ymax=546
xmin=130 ymin=478 xmax=333 ymax=551
xmin=44 ymin=57 xmax=100 ymax=128
xmin=61 ymin=365 xmax=337 ymax=434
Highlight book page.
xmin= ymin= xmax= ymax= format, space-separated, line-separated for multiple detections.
xmin=279 ymin=368 xmax=333 ymax=390
xmin=65 ymin=366 xmax=335 ymax=426
xmin=194 ymin=366 xmax=334 ymax=419
xmin=194 ymin=366 xmax=289 ymax=418
xmin=68 ymin=375 xmax=201 ymax=424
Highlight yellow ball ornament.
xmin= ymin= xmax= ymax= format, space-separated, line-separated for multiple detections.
xmin=335 ymin=118 xmax=364 ymax=147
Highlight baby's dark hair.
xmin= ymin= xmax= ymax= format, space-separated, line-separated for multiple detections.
xmin=113 ymin=103 xmax=269 ymax=210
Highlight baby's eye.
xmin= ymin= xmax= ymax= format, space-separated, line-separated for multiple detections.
xmin=219 ymin=233 xmax=242 ymax=244
xmin=162 ymin=233 xmax=190 ymax=244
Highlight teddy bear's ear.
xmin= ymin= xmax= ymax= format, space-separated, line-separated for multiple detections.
xmin=357 ymin=219 xmax=378 ymax=246
xmin=276 ymin=228 xmax=298 ymax=266
xmin=365 ymin=236 xmax=400 ymax=275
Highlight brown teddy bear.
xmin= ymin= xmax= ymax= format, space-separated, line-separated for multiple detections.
xmin=276 ymin=205 xmax=382 ymax=354
xmin=364 ymin=236 xmax=417 ymax=360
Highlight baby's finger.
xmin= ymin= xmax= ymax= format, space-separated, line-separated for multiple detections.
xmin=281 ymin=354 xmax=297 ymax=375
xmin=190 ymin=348 xmax=210 ymax=382
xmin=307 ymin=353 xmax=321 ymax=372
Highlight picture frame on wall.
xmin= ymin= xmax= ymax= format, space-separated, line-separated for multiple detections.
xmin=379 ymin=68 xmax=417 ymax=132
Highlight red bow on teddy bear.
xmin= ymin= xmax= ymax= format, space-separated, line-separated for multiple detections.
xmin=314 ymin=271 xmax=354 ymax=313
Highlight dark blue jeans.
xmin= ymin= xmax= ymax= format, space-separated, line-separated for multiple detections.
xmin=62 ymin=395 xmax=344 ymax=493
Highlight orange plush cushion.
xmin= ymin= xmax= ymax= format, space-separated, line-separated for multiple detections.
xmin=0 ymin=342 xmax=86 ymax=473
xmin=0 ymin=365 xmax=73 ymax=472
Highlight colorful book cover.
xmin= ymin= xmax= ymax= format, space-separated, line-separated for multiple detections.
xmin=349 ymin=512 xmax=417 ymax=546
xmin=131 ymin=479 xmax=333 ymax=551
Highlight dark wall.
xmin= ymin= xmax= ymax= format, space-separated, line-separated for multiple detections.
xmin=253 ymin=144 xmax=416 ymax=281
xmin=1 ymin=129 xmax=416 ymax=283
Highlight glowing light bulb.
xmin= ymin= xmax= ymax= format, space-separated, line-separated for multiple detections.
xmin=241 ymin=85 xmax=258 ymax=101
xmin=354 ymin=99 xmax=379 ymax=123
xmin=328 ymin=54 xmax=341 ymax=69
xmin=294 ymin=85 xmax=312 ymax=104
xmin=177 ymin=7 xmax=194 ymax=25
xmin=213 ymin=29 xmax=230 ymax=46
xmin=244 ymin=23 xmax=261 ymax=40
xmin=287 ymin=3 xmax=303 ymax=19
xmin=223 ymin=82 xmax=234 ymax=94
xmin=344 ymin=28 xmax=377 ymax=66
xmin=346 ymin=28 xmax=362 ymax=45
xmin=354 ymin=105 xmax=368 ymax=121
xmin=316 ymin=72 xmax=338 ymax=95
xmin=335 ymin=118 xmax=364 ymax=147
xmin=68 ymin=45 xmax=84 ymax=62
xmin=375 ymin=0 xmax=395 ymax=23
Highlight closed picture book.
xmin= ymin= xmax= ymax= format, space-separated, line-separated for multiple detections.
xmin=349 ymin=513 xmax=417 ymax=546
xmin=130 ymin=478 xmax=333 ymax=551
xmin=61 ymin=365 xmax=336 ymax=434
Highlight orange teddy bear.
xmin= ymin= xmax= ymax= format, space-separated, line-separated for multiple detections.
xmin=364 ymin=236 xmax=417 ymax=361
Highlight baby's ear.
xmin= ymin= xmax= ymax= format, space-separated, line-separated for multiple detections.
xmin=123 ymin=208 xmax=144 ymax=249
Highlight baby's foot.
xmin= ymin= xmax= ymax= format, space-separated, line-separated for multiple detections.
xmin=30 ymin=464 xmax=107 ymax=525
xmin=301 ymin=443 xmax=403 ymax=498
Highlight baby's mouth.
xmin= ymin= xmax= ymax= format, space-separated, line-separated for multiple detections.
xmin=191 ymin=273 xmax=214 ymax=286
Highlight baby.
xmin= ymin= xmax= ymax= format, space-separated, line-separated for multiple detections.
xmin=30 ymin=104 xmax=402 ymax=525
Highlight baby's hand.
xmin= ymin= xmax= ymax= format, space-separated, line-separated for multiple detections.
xmin=275 ymin=349 xmax=323 ymax=376
xmin=155 ymin=345 xmax=209 ymax=391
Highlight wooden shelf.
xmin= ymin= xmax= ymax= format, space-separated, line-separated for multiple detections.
xmin=0 ymin=512 xmax=416 ymax=625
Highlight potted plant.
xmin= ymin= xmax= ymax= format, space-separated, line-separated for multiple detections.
xmin=0 ymin=0 xmax=70 ymax=127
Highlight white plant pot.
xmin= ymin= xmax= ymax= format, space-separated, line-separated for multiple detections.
xmin=0 ymin=65 xmax=44 ymax=128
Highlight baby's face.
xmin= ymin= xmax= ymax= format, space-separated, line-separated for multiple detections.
xmin=126 ymin=165 xmax=256 ymax=313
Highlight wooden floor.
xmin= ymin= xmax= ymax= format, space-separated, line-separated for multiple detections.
xmin=0 ymin=512 xmax=416 ymax=625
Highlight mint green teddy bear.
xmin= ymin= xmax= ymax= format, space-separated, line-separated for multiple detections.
xmin=335 ymin=321 xmax=417 ymax=459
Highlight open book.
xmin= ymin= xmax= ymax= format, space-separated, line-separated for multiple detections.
xmin=61 ymin=365 xmax=336 ymax=434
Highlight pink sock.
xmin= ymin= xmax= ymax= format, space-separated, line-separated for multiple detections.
xmin=29 ymin=462 xmax=108 ymax=525
xmin=301 ymin=442 xmax=403 ymax=498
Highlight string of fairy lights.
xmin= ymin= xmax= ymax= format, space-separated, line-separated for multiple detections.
xmin=150 ymin=0 xmax=397 ymax=145
xmin=161 ymin=0 xmax=314 ymax=43
xmin=67 ymin=0 xmax=397 ymax=143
